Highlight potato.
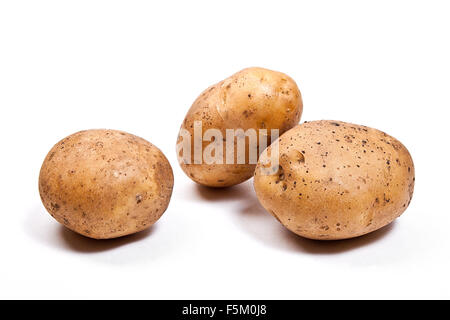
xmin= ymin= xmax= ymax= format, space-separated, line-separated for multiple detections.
xmin=254 ymin=120 xmax=415 ymax=240
xmin=39 ymin=129 xmax=174 ymax=239
xmin=177 ymin=67 xmax=303 ymax=187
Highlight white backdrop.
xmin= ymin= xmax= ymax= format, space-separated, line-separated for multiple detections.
xmin=0 ymin=0 xmax=448 ymax=299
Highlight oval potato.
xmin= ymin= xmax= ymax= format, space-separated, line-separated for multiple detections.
xmin=177 ymin=67 xmax=303 ymax=187
xmin=39 ymin=129 xmax=174 ymax=239
xmin=254 ymin=120 xmax=415 ymax=240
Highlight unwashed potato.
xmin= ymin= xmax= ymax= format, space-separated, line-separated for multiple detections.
xmin=177 ymin=67 xmax=303 ymax=187
xmin=39 ymin=129 xmax=174 ymax=239
xmin=254 ymin=120 xmax=415 ymax=240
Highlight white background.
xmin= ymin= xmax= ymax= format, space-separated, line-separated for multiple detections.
xmin=0 ymin=0 xmax=448 ymax=299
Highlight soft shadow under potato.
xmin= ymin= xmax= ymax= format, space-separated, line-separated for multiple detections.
xmin=59 ymin=225 xmax=156 ymax=253
xmin=24 ymin=206 xmax=157 ymax=254
xmin=195 ymin=183 xmax=250 ymax=202
xmin=280 ymin=222 xmax=396 ymax=254
xmin=236 ymin=185 xmax=396 ymax=253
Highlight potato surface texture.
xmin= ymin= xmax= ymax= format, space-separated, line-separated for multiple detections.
xmin=39 ymin=129 xmax=174 ymax=239
xmin=254 ymin=120 xmax=415 ymax=240
xmin=177 ymin=67 xmax=303 ymax=187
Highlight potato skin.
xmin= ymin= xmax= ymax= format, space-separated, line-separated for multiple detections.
xmin=254 ymin=120 xmax=415 ymax=240
xmin=177 ymin=67 xmax=303 ymax=187
xmin=39 ymin=129 xmax=174 ymax=239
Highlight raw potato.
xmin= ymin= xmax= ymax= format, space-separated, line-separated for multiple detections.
xmin=177 ymin=67 xmax=303 ymax=187
xmin=254 ymin=120 xmax=415 ymax=240
xmin=39 ymin=129 xmax=174 ymax=239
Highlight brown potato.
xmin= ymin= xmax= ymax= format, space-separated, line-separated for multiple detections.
xmin=254 ymin=120 xmax=415 ymax=240
xmin=39 ymin=129 xmax=174 ymax=239
xmin=177 ymin=67 xmax=303 ymax=187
